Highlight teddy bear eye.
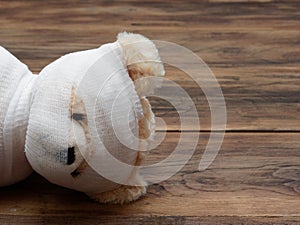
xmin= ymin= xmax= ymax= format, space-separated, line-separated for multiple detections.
xmin=67 ymin=147 xmax=76 ymax=165
xmin=72 ymin=113 xmax=86 ymax=121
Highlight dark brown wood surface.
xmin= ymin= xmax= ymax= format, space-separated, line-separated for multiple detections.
xmin=0 ymin=0 xmax=299 ymax=224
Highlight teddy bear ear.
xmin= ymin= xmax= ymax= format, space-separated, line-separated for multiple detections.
xmin=117 ymin=32 xmax=165 ymax=97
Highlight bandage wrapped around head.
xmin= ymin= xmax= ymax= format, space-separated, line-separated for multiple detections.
xmin=0 ymin=32 xmax=165 ymax=202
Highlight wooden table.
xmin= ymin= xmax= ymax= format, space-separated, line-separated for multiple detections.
xmin=0 ymin=0 xmax=299 ymax=224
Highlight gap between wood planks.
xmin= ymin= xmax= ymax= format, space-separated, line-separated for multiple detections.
xmin=157 ymin=130 xmax=300 ymax=133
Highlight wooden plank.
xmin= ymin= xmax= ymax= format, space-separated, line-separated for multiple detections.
xmin=151 ymin=65 xmax=300 ymax=131
xmin=1 ymin=215 xmax=300 ymax=225
xmin=0 ymin=133 xmax=299 ymax=224
xmin=0 ymin=1 xmax=299 ymax=224
xmin=0 ymin=0 xmax=299 ymax=131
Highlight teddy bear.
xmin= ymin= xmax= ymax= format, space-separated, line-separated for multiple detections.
xmin=0 ymin=32 xmax=165 ymax=204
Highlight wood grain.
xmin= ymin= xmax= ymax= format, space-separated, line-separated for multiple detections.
xmin=0 ymin=133 xmax=299 ymax=224
xmin=1 ymin=215 xmax=300 ymax=225
xmin=0 ymin=0 xmax=299 ymax=131
xmin=0 ymin=0 xmax=299 ymax=224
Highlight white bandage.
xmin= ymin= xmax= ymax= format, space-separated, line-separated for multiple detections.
xmin=0 ymin=33 xmax=164 ymax=199
xmin=25 ymin=41 xmax=144 ymax=193
xmin=0 ymin=47 xmax=35 ymax=186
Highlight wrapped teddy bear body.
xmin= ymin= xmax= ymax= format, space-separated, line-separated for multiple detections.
xmin=0 ymin=32 xmax=165 ymax=204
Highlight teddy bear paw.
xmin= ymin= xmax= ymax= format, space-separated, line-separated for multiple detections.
xmin=88 ymin=185 xmax=147 ymax=204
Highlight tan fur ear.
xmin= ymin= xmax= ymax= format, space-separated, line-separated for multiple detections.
xmin=117 ymin=32 xmax=165 ymax=82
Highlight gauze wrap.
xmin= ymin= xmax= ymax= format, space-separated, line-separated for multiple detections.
xmin=0 ymin=33 xmax=164 ymax=200
xmin=0 ymin=47 xmax=35 ymax=186
xmin=26 ymin=41 xmax=144 ymax=194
